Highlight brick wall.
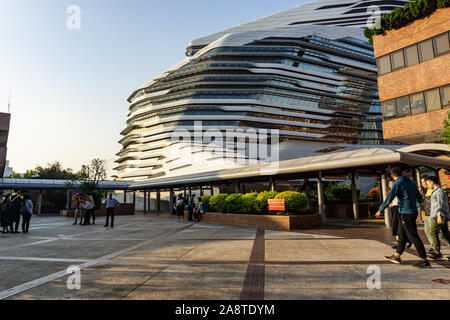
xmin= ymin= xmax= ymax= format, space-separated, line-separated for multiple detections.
xmin=373 ymin=8 xmax=450 ymax=58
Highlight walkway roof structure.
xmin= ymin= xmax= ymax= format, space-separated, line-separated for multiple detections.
xmin=130 ymin=144 xmax=450 ymax=190
xmin=0 ymin=179 xmax=131 ymax=190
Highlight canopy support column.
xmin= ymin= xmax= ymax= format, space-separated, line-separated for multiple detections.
xmin=123 ymin=190 xmax=127 ymax=204
xmin=381 ymin=173 xmax=391 ymax=228
xmin=304 ymin=178 xmax=310 ymax=210
xmin=317 ymin=171 xmax=326 ymax=222
xmin=351 ymin=173 xmax=359 ymax=220
xmin=143 ymin=190 xmax=147 ymax=213
xmin=133 ymin=191 xmax=136 ymax=215
xmin=210 ymin=183 xmax=214 ymax=196
xmin=37 ymin=190 xmax=42 ymax=216
xmin=156 ymin=189 xmax=160 ymax=215
xmin=269 ymin=176 xmax=276 ymax=192
xmin=169 ymin=188 xmax=174 ymax=215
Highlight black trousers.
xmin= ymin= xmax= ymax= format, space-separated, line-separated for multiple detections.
xmin=397 ymin=213 xmax=427 ymax=259
xmin=22 ymin=213 xmax=31 ymax=232
xmin=106 ymin=208 xmax=115 ymax=226
xmin=83 ymin=209 xmax=94 ymax=225
xmin=391 ymin=206 xmax=400 ymax=237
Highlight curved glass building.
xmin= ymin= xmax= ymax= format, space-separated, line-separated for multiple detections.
xmin=116 ymin=0 xmax=409 ymax=181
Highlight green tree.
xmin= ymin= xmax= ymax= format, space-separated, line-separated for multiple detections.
xmin=441 ymin=112 xmax=450 ymax=145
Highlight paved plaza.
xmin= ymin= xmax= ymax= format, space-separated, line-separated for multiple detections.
xmin=0 ymin=215 xmax=448 ymax=300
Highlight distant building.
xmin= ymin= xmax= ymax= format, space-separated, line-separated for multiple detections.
xmin=374 ymin=8 xmax=450 ymax=144
xmin=116 ymin=0 xmax=409 ymax=182
xmin=0 ymin=113 xmax=10 ymax=178
xmin=3 ymin=160 xmax=13 ymax=178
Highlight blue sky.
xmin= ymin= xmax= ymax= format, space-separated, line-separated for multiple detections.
xmin=0 ymin=0 xmax=305 ymax=177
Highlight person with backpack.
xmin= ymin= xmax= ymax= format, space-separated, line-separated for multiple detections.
xmin=22 ymin=195 xmax=33 ymax=233
xmin=8 ymin=189 xmax=24 ymax=234
xmin=0 ymin=193 xmax=10 ymax=233
xmin=376 ymin=167 xmax=430 ymax=268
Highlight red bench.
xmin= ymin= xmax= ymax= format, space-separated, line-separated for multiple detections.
xmin=268 ymin=199 xmax=285 ymax=212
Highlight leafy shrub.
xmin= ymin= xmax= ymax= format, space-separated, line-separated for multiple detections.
xmin=209 ymin=194 xmax=228 ymax=213
xmin=274 ymin=191 xmax=308 ymax=213
xmin=224 ymin=194 xmax=244 ymax=213
xmin=326 ymin=183 xmax=353 ymax=203
xmin=364 ymin=0 xmax=450 ymax=44
xmin=256 ymin=191 xmax=278 ymax=214
xmin=241 ymin=192 xmax=259 ymax=214
xmin=200 ymin=195 xmax=212 ymax=205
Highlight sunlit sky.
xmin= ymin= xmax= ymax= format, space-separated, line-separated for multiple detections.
xmin=0 ymin=0 xmax=305 ymax=178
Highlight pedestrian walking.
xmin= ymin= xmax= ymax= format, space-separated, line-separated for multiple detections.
xmin=22 ymin=195 xmax=33 ymax=233
xmin=421 ymin=175 xmax=449 ymax=254
xmin=388 ymin=179 xmax=412 ymax=249
xmin=72 ymin=193 xmax=84 ymax=226
xmin=104 ymin=194 xmax=119 ymax=228
xmin=8 ymin=189 xmax=24 ymax=234
xmin=376 ymin=167 xmax=430 ymax=268
xmin=424 ymin=175 xmax=450 ymax=261
xmin=188 ymin=194 xmax=195 ymax=222
xmin=176 ymin=194 xmax=184 ymax=222
xmin=88 ymin=195 xmax=96 ymax=225
xmin=0 ymin=193 xmax=10 ymax=233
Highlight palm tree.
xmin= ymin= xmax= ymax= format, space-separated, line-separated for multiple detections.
xmin=441 ymin=111 xmax=450 ymax=145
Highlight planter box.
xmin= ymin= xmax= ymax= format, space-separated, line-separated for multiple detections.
xmin=196 ymin=212 xmax=321 ymax=231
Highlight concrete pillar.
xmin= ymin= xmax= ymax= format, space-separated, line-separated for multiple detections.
xmin=156 ymin=189 xmax=161 ymax=215
xmin=305 ymin=178 xmax=311 ymax=210
xmin=37 ymin=190 xmax=42 ymax=216
xmin=210 ymin=183 xmax=214 ymax=196
xmin=183 ymin=188 xmax=187 ymax=199
xmin=317 ymin=171 xmax=326 ymax=222
xmin=123 ymin=190 xmax=127 ymax=204
xmin=133 ymin=191 xmax=136 ymax=214
xmin=148 ymin=191 xmax=152 ymax=212
xmin=381 ymin=173 xmax=391 ymax=228
xmin=143 ymin=190 xmax=147 ymax=213
xmin=188 ymin=186 xmax=192 ymax=198
xmin=351 ymin=173 xmax=359 ymax=220
xmin=269 ymin=176 xmax=276 ymax=192
xmin=234 ymin=180 xmax=240 ymax=193
xmin=200 ymin=186 xmax=204 ymax=197
xmin=169 ymin=188 xmax=174 ymax=215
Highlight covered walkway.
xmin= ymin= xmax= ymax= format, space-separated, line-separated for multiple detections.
xmin=129 ymin=144 xmax=450 ymax=228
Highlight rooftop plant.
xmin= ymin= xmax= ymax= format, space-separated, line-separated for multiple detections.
xmin=364 ymin=0 xmax=450 ymax=44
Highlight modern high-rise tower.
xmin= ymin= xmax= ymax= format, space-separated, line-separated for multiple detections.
xmin=116 ymin=0 xmax=410 ymax=182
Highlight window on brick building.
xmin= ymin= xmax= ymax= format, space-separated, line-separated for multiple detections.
xmin=425 ymin=88 xmax=442 ymax=112
xmin=410 ymin=92 xmax=426 ymax=115
xmin=433 ymin=33 xmax=450 ymax=56
xmin=404 ymin=45 xmax=419 ymax=67
xmin=396 ymin=96 xmax=410 ymax=117
xmin=419 ymin=39 xmax=435 ymax=62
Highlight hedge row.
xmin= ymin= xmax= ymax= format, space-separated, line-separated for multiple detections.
xmin=364 ymin=0 xmax=450 ymax=44
xmin=201 ymin=191 xmax=308 ymax=215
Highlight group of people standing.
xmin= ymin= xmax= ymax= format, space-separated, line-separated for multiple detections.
xmin=0 ymin=189 xmax=33 ymax=234
xmin=376 ymin=166 xmax=450 ymax=268
xmin=71 ymin=193 xmax=119 ymax=227
xmin=173 ymin=194 xmax=205 ymax=222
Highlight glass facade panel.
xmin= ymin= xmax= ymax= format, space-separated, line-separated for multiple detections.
xmin=382 ymin=100 xmax=396 ymax=120
xmin=410 ymin=92 xmax=425 ymax=115
xmin=441 ymin=85 xmax=450 ymax=107
xmin=377 ymin=55 xmax=391 ymax=75
xmin=391 ymin=50 xmax=405 ymax=70
xmin=404 ymin=45 xmax=419 ymax=67
xmin=425 ymin=89 xmax=442 ymax=112
xmin=433 ymin=33 xmax=450 ymax=56
xmin=396 ymin=96 xmax=410 ymax=117
xmin=419 ymin=39 xmax=435 ymax=62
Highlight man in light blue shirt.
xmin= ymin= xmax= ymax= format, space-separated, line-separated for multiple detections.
xmin=104 ymin=194 xmax=119 ymax=228
xmin=425 ymin=176 xmax=450 ymax=260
